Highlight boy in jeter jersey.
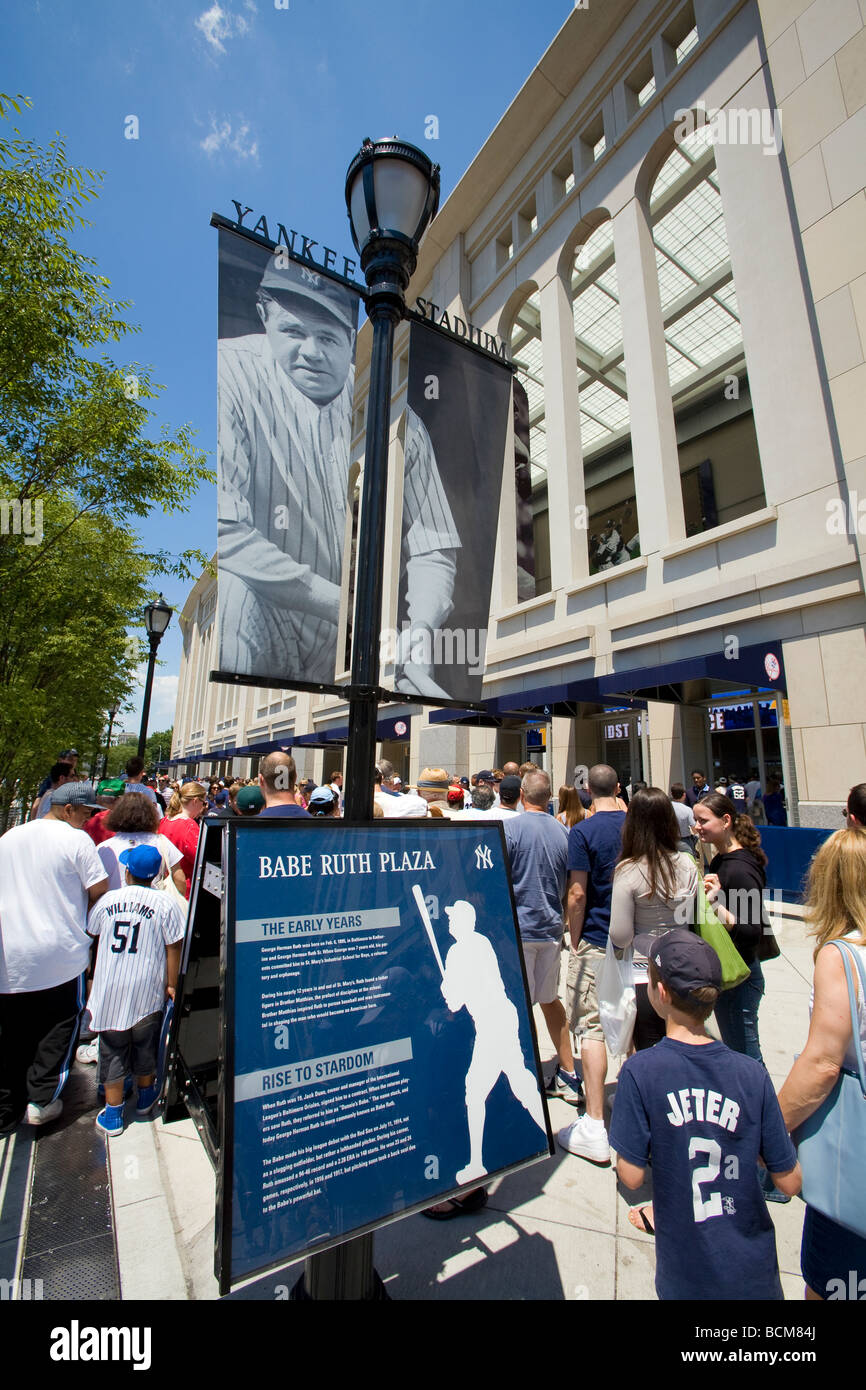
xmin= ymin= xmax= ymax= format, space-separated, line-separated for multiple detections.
xmin=87 ymin=845 xmax=186 ymax=1137
xmin=609 ymin=929 xmax=800 ymax=1300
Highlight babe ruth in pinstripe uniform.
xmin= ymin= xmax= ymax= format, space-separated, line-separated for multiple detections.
xmin=218 ymin=251 xmax=460 ymax=691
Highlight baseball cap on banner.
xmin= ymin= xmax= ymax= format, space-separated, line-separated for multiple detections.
xmin=119 ymin=844 xmax=163 ymax=880
xmin=52 ymin=781 xmax=103 ymax=812
xmin=259 ymin=253 xmax=356 ymax=334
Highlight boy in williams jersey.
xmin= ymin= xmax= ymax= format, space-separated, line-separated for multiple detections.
xmin=86 ymin=845 xmax=186 ymax=1137
xmin=609 ymin=929 xmax=800 ymax=1300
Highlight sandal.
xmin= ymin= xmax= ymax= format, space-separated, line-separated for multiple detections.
xmin=627 ymin=1204 xmax=655 ymax=1235
xmin=421 ymin=1188 xmax=488 ymax=1221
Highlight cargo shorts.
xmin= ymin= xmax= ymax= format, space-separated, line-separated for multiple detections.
xmin=565 ymin=937 xmax=608 ymax=1044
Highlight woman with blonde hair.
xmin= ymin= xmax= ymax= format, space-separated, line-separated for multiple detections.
xmin=159 ymin=782 xmax=207 ymax=899
xmin=779 ymin=827 xmax=866 ymax=1299
xmin=556 ymin=786 xmax=584 ymax=829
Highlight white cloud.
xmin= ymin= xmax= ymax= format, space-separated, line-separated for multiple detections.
xmin=195 ymin=3 xmax=256 ymax=55
xmin=149 ymin=674 xmax=180 ymax=730
xmin=126 ymin=668 xmax=180 ymax=738
xmin=199 ymin=115 xmax=259 ymax=163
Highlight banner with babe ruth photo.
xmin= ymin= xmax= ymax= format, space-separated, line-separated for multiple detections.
xmin=216 ymin=228 xmax=362 ymax=687
xmin=388 ymin=319 xmax=513 ymax=705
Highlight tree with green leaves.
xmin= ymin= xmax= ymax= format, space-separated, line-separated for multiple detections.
xmin=0 ymin=96 xmax=214 ymax=824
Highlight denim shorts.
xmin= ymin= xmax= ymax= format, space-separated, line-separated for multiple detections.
xmin=801 ymin=1204 xmax=866 ymax=1299
xmin=97 ymin=1012 xmax=162 ymax=1083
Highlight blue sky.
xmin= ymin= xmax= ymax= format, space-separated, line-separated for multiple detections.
xmin=5 ymin=0 xmax=572 ymax=734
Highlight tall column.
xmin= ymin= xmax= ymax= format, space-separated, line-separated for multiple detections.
xmin=710 ymin=71 xmax=841 ymax=512
xmin=613 ymin=198 xmax=686 ymax=559
xmin=538 ymin=270 xmax=589 ymax=585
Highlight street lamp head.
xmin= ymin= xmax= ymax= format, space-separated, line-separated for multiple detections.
xmin=345 ymin=137 xmax=440 ymax=302
xmin=143 ymin=593 xmax=173 ymax=643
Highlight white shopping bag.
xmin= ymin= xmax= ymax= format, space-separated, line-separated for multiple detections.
xmin=597 ymin=937 xmax=636 ymax=1057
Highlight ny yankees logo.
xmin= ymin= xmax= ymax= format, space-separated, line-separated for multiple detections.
xmin=300 ymin=267 xmax=321 ymax=288
xmin=474 ymin=844 xmax=494 ymax=870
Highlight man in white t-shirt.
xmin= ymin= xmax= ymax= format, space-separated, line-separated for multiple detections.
xmin=374 ymin=759 xmax=427 ymax=819
xmin=489 ymin=774 xmax=522 ymax=820
xmin=0 ymin=782 xmax=109 ymax=1133
xmin=450 ymin=783 xmax=499 ymax=820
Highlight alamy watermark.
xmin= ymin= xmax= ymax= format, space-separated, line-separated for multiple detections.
xmin=673 ymin=100 xmax=782 ymax=157
xmin=0 ymin=498 xmax=43 ymax=545
xmin=674 ymin=887 xmax=785 ymax=926
xmin=0 ymin=1277 xmax=43 ymax=1300
xmin=380 ymin=624 xmax=487 ymax=675
xmin=826 ymin=491 xmax=866 ymax=535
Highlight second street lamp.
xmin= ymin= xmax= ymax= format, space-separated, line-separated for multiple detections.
xmin=137 ymin=595 xmax=174 ymax=761
xmin=102 ymin=699 xmax=122 ymax=780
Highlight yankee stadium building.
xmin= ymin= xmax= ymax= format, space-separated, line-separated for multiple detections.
xmin=171 ymin=0 xmax=866 ymax=829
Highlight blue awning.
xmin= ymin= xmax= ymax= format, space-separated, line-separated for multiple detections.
xmin=428 ymin=681 xmax=645 ymax=725
xmin=292 ymin=714 xmax=413 ymax=749
xmin=598 ymin=641 xmax=786 ymax=702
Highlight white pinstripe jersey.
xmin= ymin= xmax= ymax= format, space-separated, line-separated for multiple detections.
xmin=217 ymin=337 xmax=459 ymax=681
xmin=87 ymin=886 xmax=185 ymax=1033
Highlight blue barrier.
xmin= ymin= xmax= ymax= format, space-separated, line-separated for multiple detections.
xmin=758 ymin=826 xmax=835 ymax=903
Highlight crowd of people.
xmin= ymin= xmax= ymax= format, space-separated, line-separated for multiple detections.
xmin=0 ymin=742 xmax=861 ymax=1302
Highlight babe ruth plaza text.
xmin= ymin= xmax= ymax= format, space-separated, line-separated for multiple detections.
xmin=257 ymin=849 xmax=436 ymax=877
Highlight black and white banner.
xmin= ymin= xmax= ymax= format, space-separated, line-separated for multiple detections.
xmin=386 ymin=320 xmax=513 ymax=705
xmin=216 ymin=227 xmax=361 ymax=687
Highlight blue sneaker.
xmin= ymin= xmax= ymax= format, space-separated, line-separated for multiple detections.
xmin=136 ymin=1084 xmax=158 ymax=1116
xmin=546 ymin=1066 xmax=584 ymax=1105
xmin=95 ymin=1104 xmax=125 ymax=1138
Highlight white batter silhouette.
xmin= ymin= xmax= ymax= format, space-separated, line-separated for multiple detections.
xmin=439 ymin=899 xmax=546 ymax=1184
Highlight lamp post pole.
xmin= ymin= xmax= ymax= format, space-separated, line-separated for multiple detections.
xmin=102 ymin=701 xmax=121 ymax=780
xmin=137 ymin=595 xmax=173 ymax=761
xmin=298 ymin=138 xmax=439 ymax=1302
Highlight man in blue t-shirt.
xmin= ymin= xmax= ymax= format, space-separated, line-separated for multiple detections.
xmin=610 ymin=929 xmax=800 ymax=1300
xmin=561 ymin=763 xmax=626 ymax=1163
xmin=256 ymin=752 xmax=312 ymax=818
xmin=503 ymin=769 xmax=581 ymax=1105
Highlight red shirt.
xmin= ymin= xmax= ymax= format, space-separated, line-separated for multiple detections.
xmin=158 ymin=815 xmax=201 ymax=898
xmin=84 ymin=809 xmax=113 ymax=846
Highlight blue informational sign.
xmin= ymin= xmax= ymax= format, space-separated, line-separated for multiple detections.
xmin=218 ymin=820 xmax=552 ymax=1289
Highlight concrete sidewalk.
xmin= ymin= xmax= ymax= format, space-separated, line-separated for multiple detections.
xmin=107 ymin=907 xmax=814 ymax=1301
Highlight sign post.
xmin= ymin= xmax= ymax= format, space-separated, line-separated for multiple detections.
xmin=212 ymin=818 xmax=551 ymax=1295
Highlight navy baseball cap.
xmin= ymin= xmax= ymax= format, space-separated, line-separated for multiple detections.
xmin=475 ymin=769 xmax=495 ymax=784
xmin=259 ymin=253 xmax=357 ymax=334
xmin=635 ymin=928 xmax=722 ymax=995
xmin=499 ymin=775 xmax=521 ymax=800
xmin=120 ymin=844 xmax=163 ymax=880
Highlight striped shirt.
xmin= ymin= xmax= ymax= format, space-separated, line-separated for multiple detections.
xmin=217 ymin=334 xmax=354 ymax=682
xmin=217 ymin=337 xmax=460 ymax=681
xmin=87 ymin=886 xmax=186 ymax=1032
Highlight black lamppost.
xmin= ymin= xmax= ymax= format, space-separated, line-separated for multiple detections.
xmin=298 ymin=138 xmax=439 ymax=1303
xmin=102 ymin=699 xmax=122 ymax=780
xmin=342 ymin=138 xmax=439 ymax=822
xmin=137 ymin=595 xmax=173 ymax=760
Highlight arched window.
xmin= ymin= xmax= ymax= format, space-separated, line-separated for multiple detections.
xmin=571 ymin=218 xmax=637 ymax=574
xmin=649 ymin=123 xmax=765 ymax=534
